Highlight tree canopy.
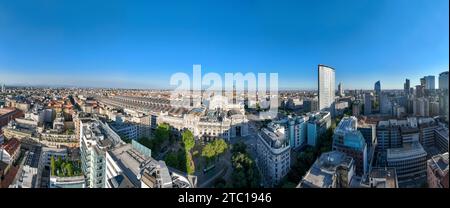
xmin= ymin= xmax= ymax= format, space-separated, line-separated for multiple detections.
xmin=182 ymin=130 xmax=195 ymax=152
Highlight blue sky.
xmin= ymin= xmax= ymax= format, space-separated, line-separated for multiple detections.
xmin=0 ymin=0 xmax=448 ymax=89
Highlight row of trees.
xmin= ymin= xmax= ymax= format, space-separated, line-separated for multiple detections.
xmin=164 ymin=129 xmax=196 ymax=174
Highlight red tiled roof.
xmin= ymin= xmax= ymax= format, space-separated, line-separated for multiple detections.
xmin=1 ymin=138 xmax=20 ymax=155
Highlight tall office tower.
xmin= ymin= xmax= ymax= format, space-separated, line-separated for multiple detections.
xmin=338 ymin=82 xmax=344 ymax=97
xmin=420 ymin=77 xmax=426 ymax=87
xmin=424 ymin=76 xmax=435 ymax=90
xmin=404 ymin=79 xmax=410 ymax=94
xmin=374 ymin=81 xmax=381 ymax=95
xmin=364 ymin=92 xmax=372 ymax=115
xmin=1 ymin=83 xmax=4 ymax=93
xmin=416 ymin=85 xmax=425 ymax=98
xmin=439 ymin=71 xmax=449 ymax=91
xmin=318 ymin=64 xmax=335 ymax=114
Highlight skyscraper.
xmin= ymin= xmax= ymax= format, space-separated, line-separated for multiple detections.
xmin=424 ymin=76 xmax=435 ymax=90
xmin=374 ymin=81 xmax=381 ymax=112
xmin=318 ymin=64 xmax=335 ymax=114
xmin=338 ymin=82 xmax=344 ymax=97
xmin=404 ymin=79 xmax=410 ymax=94
xmin=374 ymin=81 xmax=381 ymax=95
xmin=364 ymin=92 xmax=372 ymax=115
xmin=439 ymin=71 xmax=448 ymax=91
xmin=416 ymin=85 xmax=424 ymax=98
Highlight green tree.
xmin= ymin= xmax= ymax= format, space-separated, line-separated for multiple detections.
xmin=231 ymin=152 xmax=260 ymax=188
xmin=65 ymin=163 xmax=74 ymax=177
xmin=177 ymin=149 xmax=187 ymax=171
xmin=182 ymin=130 xmax=195 ymax=152
xmin=231 ymin=142 xmax=247 ymax=154
xmin=50 ymin=156 xmax=56 ymax=176
xmin=155 ymin=123 xmax=170 ymax=142
xmin=164 ymin=152 xmax=179 ymax=168
xmin=202 ymin=139 xmax=228 ymax=164
xmin=202 ymin=143 xmax=215 ymax=164
xmin=185 ymin=152 xmax=195 ymax=174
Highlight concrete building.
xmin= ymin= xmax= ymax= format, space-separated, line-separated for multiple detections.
xmin=368 ymin=167 xmax=398 ymax=188
xmin=298 ymin=151 xmax=355 ymax=188
xmin=257 ymin=122 xmax=290 ymax=187
xmin=386 ymin=142 xmax=427 ymax=187
xmin=364 ymin=92 xmax=372 ymax=115
xmin=417 ymin=117 xmax=438 ymax=148
xmin=332 ymin=117 xmax=368 ymax=176
xmin=380 ymin=93 xmax=392 ymax=115
xmin=434 ymin=127 xmax=449 ymax=154
xmin=106 ymin=141 xmax=195 ymax=188
xmin=413 ymin=98 xmax=429 ymax=117
xmin=80 ymin=118 xmax=123 ymax=188
xmin=0 ymin=108 xmax=24 ymax=128
xmin=439 ymin=71 xmax=448 ymax=91
xmin=439 ymin=91 xmax=449 ymax=122
xmin=404 ymin=79 xmax=410 ymax=94
xmin=0 ymin=138 xmax=21 ymax=165
xmin=11 ymin=148 xmax=40 ymax=188
xmin=429 ymin=101 xmax=440 ymax=117
xmin=286 ymin=115 xmax=308 ymax=149
xmin=427 ymin=152 xmax=449 ymax=188
xmin=374 ymin=81 xmax=381 ymax=111
xmin=352 ymin=100 xmax=362 ymax=117
xmin=49 ymin=176 xmax=86 ymax=188
xmin=357 ymin=123 xmax=376 ymax=149
xmin=303 ymin=98 xmax=318 ymax=113
xmin=105 ymin=140 xmax=152 ymax=188
xmin=307 ymin=111 xmax=331 ymax=147
xmin=416 ymin=85 xmax=425 ymax=98
xmin=318 ymin=65 xmax=335 ymax=115
xmin=338 ymin=82 xmax=344 ymax=97
xmin=36 ymin=147 xmax=68 ymax=188
xmin=376 ymin=118 xmax=418 ymax=152
xmin=423 ymin=75 xmax=436 ymax=90
xmin=109 ymin=121 xmax=138 ymax=141
xmin=158 ymin=107 xmax=248 ymax=142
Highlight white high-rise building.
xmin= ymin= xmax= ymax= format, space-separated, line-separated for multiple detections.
xmin=318 ymin=65 xmax=335 ymax=114
xmin=257 ymin=122 xmax=290 ymax=187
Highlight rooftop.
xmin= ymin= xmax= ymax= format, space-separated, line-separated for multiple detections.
xmin=429 ymin=152 xmax=449 ymax=173
xmin=387 ymin=142 xmax=427 ymax=160
xmin=1 ymin=138 xmax=20 ymax=155
xmin=369 ymin=167 xmax=398 ymax=188
xmin=299 ymin=151 xmax=354 ymax=188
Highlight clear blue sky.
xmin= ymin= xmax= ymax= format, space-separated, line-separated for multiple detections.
xmin=0 ymin=0 xmax=448 ymax=89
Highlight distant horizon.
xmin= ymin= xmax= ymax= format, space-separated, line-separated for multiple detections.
xmin=1 ymin=82 xmax=438 ymax=92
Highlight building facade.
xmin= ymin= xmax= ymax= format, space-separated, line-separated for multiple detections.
xmin=318 ymin=65 xmax=335 ymax=114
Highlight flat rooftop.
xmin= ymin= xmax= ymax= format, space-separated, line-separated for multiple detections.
xmin=108 ymin=144 xmax=149 ymax=187
xmin=369 ymin=167 xmax=398 ymax=188
xmin=300 ymin=151 xmax=354 ymax=188
xmin=387 ymin=142 xmax=427 ymax=160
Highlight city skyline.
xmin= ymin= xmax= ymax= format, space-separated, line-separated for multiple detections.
xmin=1 ymin=0 xmax=449 ymax=90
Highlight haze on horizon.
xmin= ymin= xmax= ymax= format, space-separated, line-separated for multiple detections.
xmin=0 ymin=0 xmax=448 ymax=90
